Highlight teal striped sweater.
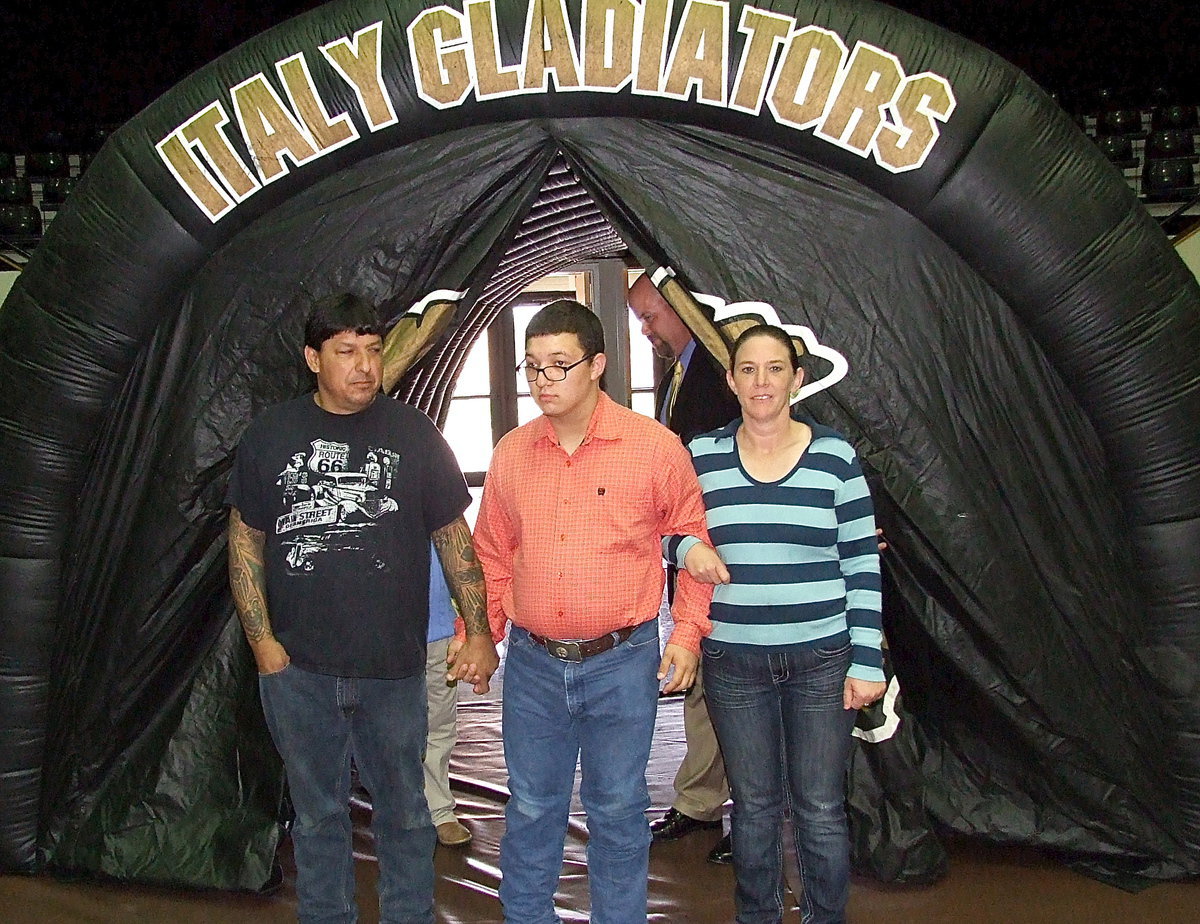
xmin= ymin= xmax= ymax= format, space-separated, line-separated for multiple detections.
xmin=667 ymin=421 xmax=883 ymax=681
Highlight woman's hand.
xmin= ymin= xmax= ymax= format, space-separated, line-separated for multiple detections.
xmin=683 ymin=542 xmax=731 ymax=584
xmin=844 ymin=677 xmax=886 ymax=710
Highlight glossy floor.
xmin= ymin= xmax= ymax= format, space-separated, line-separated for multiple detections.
xmin=3 ymin=694 xmax=1197 ymax=923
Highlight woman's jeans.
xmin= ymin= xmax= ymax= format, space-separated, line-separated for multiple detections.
xmin=259 ymin=664 xmax=435 ymax=924
xmin=702 ymin=638 xmax=856 ymax=924
xmin=499 ymin=621 xmax=660 ymax=924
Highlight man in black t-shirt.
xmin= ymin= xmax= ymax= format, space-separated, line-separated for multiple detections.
xmin=227 ymin=293 xmax=498 ymax=922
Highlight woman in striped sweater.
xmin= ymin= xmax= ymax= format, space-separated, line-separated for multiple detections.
xmin=671 ymin=323 xmax=885 ymax=924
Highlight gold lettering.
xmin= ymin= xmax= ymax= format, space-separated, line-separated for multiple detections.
xmin=155 ymin=132 xmax=235 ymax=221
xmin=582 ymin=0 xmax=635 ymax=89
xmin=663 ymin=0 xmax=728 ymax=104
xmin=768 ymin=26 xmax=846 ymax=129
xmin=634 ymin=0 xmax=672 ymax=93
xmin=161 ymin=10 xmax=957 ymax=221
xmin=730 ymin=6 xmax=793 ymax=114
xmin=231 ymin=75 xmax=320 ymax=182
xmin=278 ymin=54 xmax=356 ymax=152
xmin=818 ymin=43 xmax=902 ymax=153
xmin=523 ymin=0 xmax=581 ymax=90
xmin=179 ymin=104 xmax=259 ymax=199
xmin=321 ymin=22 xmax=398 ymax=130
xmin=874 ymin=73 xmax=956 ymax=171
xmin=407 ymin=8 xmax=473 ymax=107
xmin=467 ymin=0 xmax=521 ymax=97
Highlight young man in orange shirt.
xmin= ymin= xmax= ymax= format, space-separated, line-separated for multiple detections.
xmin=472 ymin=299 xmax=715 ymax=923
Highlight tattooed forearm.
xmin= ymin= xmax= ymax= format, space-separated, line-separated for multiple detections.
xmin=432 ymin=515 xmax=489 ymax=637
xmin=228 ymin=508 xmax=274 ymax=644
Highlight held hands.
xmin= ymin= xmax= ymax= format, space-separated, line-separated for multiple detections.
xmin=658 ymin=643 xmax=699 ymax=694
xmin=447 ymin=635 xmax=500 ymax=694
xmin=682 ymin=543 xmax=731 ymax=584
xmin=844 ymin=676 xmax=886 ymax=711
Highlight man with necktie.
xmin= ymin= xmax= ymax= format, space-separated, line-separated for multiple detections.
xmin=628 ymin=273 xmax=741 ymax=863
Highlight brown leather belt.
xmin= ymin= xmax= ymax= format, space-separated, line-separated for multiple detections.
xmin=529 ymin=625 xmax=637 ymax=662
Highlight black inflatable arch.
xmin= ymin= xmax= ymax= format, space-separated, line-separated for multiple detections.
xmin=1 ymin=0 xmax=1198 ymax=886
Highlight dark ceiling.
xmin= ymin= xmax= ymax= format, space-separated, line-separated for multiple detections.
xmin=1 ymin=1 xmax=1197 ymax=150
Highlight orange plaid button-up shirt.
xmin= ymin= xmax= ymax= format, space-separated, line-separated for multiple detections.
xmin=473 ymin=392 xmax=713 ymax=654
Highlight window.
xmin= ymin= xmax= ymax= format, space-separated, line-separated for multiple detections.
xmin=442 ymin=331 xmax=493 ymax=475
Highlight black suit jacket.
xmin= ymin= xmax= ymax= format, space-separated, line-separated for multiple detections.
xmin=655 ymin=340 xmax=742 ymax=445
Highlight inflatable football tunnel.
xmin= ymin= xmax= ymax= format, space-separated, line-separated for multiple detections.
xmin=0 ymin=0 xmax=1198 ymax=888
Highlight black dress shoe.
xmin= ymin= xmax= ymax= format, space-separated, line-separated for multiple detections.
xmin=706 ymin=832 xmax=733 ymax=865
xmin=650 ymin=807 xmax=723 ymax=841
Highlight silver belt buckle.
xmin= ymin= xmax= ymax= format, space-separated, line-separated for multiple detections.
xmin=549 ymin=640 xmax=583 ymax=662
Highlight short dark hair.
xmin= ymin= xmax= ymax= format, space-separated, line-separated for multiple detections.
xmin=304 ymin=293 xmax=384 ymax=350
xmin=731 ymin=323 xmax=801 ymax=371
xmin=525 ymin=299 xmax=605 ymax=358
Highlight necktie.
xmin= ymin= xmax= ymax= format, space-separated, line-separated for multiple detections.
xmin=665 ymin=359 xmax=684 ymax=421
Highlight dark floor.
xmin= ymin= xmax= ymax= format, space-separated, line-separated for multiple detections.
xmin=3 ymin=692 xmax=1198 ymax=922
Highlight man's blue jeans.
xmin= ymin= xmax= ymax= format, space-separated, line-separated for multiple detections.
xmin=702 ymin=638 xmax=857 ymax=924
xmin=259 ymin=665 xmax=435 ymax=924
xmin=499 ymin=621 xmax=660 ymax=924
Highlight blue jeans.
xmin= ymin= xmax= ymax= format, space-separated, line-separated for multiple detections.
xmin=499 ymin=621 xmax=660 ymax=924
xmin=702 ymin=638 xmax=857 ymax=924
xmin=259 ymin=665 xmax=435 ymax=924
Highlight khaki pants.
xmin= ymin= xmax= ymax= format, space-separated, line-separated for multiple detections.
xmin=671 ymin=660 xmax=730 ymax=822
xmin=423 ymin=637 xmax=459 ymax=826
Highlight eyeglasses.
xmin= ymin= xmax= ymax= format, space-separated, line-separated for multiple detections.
xmin=516 ymin=355 xmax=592 ymax=383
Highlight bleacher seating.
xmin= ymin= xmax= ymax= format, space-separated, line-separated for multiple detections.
xmin=0 ymin=177 xmax=32 ymax=205
xmin=1151 ymin=103 xmax=1199 ymax=133
xmin=0 ymin=131 xmax=93 ymax=259
xmin=22 ymin=152 xmax=70 ymax=180
xmin=1078 ymin=85 xmax=1200 ymax=232
xmin=38 ymin=176 xmax=77 ymax=206
xmin=1145 ymin=129 xmax=1198 ymax=161
xmin=1143 ymin=160 xmax=1199 ymax=203
xmin=1097 ymin=108 xmax=1146 ymax=138
xmin=0 ymin=204 xmax=41 ymax=238
xmin=1096 ymin=134 xmax=1139 ymax=169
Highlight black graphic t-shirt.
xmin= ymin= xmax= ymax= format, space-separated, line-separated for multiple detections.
xmin=227 ymin=394 xmax=469 ymax=678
